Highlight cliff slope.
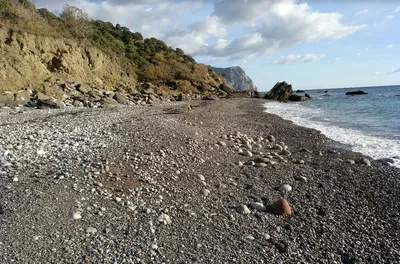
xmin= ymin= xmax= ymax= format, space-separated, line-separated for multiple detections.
xmin=212 ymin=66 xmax=257 ymax=92
xmin=0 ymin=0 xmax=229 ymax=105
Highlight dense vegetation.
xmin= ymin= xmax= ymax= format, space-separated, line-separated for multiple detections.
xmin=0 ymin=0 xmax=223 ymax=94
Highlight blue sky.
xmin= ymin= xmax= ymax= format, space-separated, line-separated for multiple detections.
xmin=32 ymin=0 xmax=400 ymax=91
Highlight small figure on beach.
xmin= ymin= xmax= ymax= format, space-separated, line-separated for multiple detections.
xmin=186 ymin=103 xmax=193 ymax=112
xmin=249 ymin=89 xmax=254 ymax=98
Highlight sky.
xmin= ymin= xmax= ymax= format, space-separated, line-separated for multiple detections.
xmin=31 ymin=0 xmax=400 ymax=91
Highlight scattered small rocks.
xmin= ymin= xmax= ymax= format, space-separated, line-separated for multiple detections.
xmin=356 ymin=157 xmax=371 ymax=166
xmin=236 ymin=204 xmax=251 ymax=215
xmin=158 ymin=213 xmax=172 ymax=225
xmin=250 ymin=202 xmax=267 ymax=212
xmin=86 ymin=227 xmax=97 ymax=234
xmin=72 ymin=211 xmax=82 ymax=220
xmin=279 ymin=184 xmax=292 ymax=194
xmin=198 ymin=174 xmax=206 ymax=181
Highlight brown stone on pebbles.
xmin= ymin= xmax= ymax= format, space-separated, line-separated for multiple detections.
xmin=271 ymin=199 xmax=292 ymax=216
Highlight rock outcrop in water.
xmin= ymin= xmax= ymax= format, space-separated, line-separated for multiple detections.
xmin=346 ymin=90 xmax=368 ymax=95
xmin=264 ymin=81 xmax=311 ymax=102
xmin=212 ymin=66 xmax=257 ymax=92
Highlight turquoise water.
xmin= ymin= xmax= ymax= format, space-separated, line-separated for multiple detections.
xmin=263 ymin=85 xmax=400 ymax=168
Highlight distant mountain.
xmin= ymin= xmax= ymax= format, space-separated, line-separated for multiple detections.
xmin=212 ymin=66 xmax=258 ymax=91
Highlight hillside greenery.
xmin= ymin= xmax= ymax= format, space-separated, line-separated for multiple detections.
xmin=0 ymin=0 xmax=224 ymax=94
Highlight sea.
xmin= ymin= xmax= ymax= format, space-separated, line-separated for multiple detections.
xmin=262 ymin=85 xmax=400 ymax=168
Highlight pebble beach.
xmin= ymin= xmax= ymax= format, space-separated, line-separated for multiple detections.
xmin=0 ymin=98 xmax=399 ymax=263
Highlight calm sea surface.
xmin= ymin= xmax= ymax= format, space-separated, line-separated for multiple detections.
xmin=263 ymin=85 xmax=400 ymax=168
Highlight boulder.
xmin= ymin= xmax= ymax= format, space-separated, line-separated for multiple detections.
xmin=149 ymin=94 xmax=160 ymax=102
xmin=36 ymin=92 xmax=64 ymax=109
xmin=113 ymin=93 xmax=128 ymax=105
xmin=76 ymin=83 xmax=92 ymax=94
xmin=177 ymin=93 xmax=190 ymax=101
xmin=270 ymin=199 xmax=292 ymax=216
xmin=346 ymin=90 xmax=368 ymax=95
xmin=295 ymin=90 xmax=305 ymax=93
xmin=88 ymin=89 xmax=103 ymax=102
xmin=141 ymin=83 xmax=155 ymax=95
xmin=219 ymin=83 xmax=236 ymax=94
xmin=0 ymin=91 xmax=15 ymax=107
xmin=264 ymin=81 xmax=293 ymax=102
xmin=14 ymin=90 xmax=31 ymax=106
xmin=203 ymin=94 xmax=219 ymax=100
xmin=100 ymin=96 xmax=118 ymax=105
xmin=289 ymin=95 xmax=311 ymax=101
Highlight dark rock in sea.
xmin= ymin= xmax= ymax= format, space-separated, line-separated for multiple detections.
xmin=323 ymin=94 xmax=331 ymax=96
xmin=376 ymin=158 xmax=395 ymax=166
xmin=264 ymin=81 xmax=293 ymax=101
xmin=324 ymin=90 xmax=328 ymax=93
xmin=346 ymin=90 xmax=368 ymax=95
xmin=265 ymin=81 xmax=311 ymax=102
xmin=289 ymin=94 xmax=311 ymax=101
xmin=305 ymin=93 xmax=311 ymax=98
xmin=296 ymin=90 xmax=305 ymax=93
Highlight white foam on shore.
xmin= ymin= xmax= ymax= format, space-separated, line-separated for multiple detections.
xmin=263 ymin=102 xmax=400 ymax=168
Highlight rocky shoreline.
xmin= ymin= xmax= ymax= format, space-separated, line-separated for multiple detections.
xmin=0 ymin=98 xmax=399 ymax=263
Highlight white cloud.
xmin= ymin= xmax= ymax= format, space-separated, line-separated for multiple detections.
xmin=372 ymin=72 xmax=380 ymax=76
xmin=32 ymin=0 xmax=365 ymax=60
xmin=396 ymin=6 xmax=400 ymax=12
xmin=355 ymin=9 xmax=368 ymax=16
xmin=386 ymin=15 xmax=394 ymax=20
xmin=389 ymin=68 xmax=400 ymax=74
xmin=387 ymin=44 xmax=400 ymax=48
xmin=204 ymin=0 xmax=365 ymax=59
xmin=329 ymin=57 xmax=344 ymax=63
xmin=274 ymin=53 xmax=326 ymax=64
xmin=106 ymin=0 xmax=162 ymax=6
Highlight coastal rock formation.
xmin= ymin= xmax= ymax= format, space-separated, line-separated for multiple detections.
xmin=0 ymin=3 xmax=229 ymax=105
xmin=346 ymin=90 xmax=368 ymax=95
xmin=212 ymin=66 xmax=257 ymax=92
xmin=264 ymin=81 xmax=311 ymax=102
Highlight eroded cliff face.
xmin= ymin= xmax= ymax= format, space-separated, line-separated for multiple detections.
xmin=0 ymin=27 xmax=136 ymax=93
xmin=212 ymin=66 xmax=257 ymax=92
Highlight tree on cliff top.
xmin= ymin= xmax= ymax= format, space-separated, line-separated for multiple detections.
xmin=59 ymin=5 xmax=92 ymax=40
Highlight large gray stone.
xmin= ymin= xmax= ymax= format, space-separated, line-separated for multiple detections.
xmin=76 ymin=83 xmax=92 ymax=94
xmin=114 ymin=93 xmax=128 ymax=104
xmin=264 ymin=81 xmax=293 ymax=102
xmin=100 ymin=96 xmax=118 ymax=105
xmin=14 ymin=90 xmax=31 ymax=106
xmin=203 ymin=94 xmax=219 ymax=100
xmin=141 ymin=83 xmax=155 ymax=95
xmin=0 ymin=92 xmax=15 ymax=107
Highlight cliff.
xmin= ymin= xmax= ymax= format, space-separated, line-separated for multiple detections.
xmin=0 ymin=0 xmax=230 ymax=107
xmin=212 ymin=66 xmax=257 ymax=92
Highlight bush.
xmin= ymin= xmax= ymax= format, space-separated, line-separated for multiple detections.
xmin=60 ymin=5 xmax=91 ymax=40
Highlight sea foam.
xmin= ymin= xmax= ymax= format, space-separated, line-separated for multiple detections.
xmin=263 ymin=101 xmax=400 ymax=168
